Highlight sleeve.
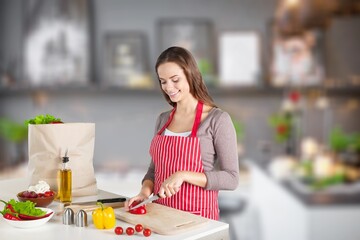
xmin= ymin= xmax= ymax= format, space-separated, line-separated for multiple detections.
xmin=142 ymin=161 xmax=155 ymax=184
xmin=142 ymin=113 xmax=165 ymax=184
xmin=204 ymin=111 xmax=240 ymax=190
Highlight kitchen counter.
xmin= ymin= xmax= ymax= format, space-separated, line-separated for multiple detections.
xmin=0 ymin=178 xmax=229 ymax=240
xmin=249 ymin=160 xmax=360 ymax=240
xmin=254 ymin=158 xmax=360 ymax=205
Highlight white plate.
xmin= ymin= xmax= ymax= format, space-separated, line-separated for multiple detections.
xmin=2 ymin=207 xmax=54 ymax=229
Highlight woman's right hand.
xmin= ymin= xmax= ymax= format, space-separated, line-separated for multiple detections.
xmin=124 ymin=193 xmax=149 ymax=211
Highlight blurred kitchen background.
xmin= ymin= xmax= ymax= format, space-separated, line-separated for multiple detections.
xmin=0 ymin=0 xmax=360 ymax=239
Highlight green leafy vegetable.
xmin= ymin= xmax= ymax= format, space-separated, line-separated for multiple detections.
xmin=25 ymin=114 xmax=62 ymax=125
xmin=6 ymin=199 xmax=46 ymax=216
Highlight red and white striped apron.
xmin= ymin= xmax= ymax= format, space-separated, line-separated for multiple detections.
xmin=149 ymin=101 xmax=219 ymax=220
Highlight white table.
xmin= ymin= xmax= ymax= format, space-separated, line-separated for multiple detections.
xmin=0 ymin=178 xmax=229 ymax=240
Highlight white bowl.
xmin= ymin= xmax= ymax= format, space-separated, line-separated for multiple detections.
xmin=2 ymin=207 xmax=54 ymax=229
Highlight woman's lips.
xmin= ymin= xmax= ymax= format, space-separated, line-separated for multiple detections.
xmin=168 ymin=91 xmax=179 ymax=98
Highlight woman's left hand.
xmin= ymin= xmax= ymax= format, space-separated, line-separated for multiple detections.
xmin=158 ymin=171 xmax=185 ymax=198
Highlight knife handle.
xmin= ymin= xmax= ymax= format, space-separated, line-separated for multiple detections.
xmin=98 ymin=197 xmax=127 ymax=203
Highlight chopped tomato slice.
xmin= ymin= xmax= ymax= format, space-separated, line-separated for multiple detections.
xmin=129 ymin=201 xmax=147 ymax=215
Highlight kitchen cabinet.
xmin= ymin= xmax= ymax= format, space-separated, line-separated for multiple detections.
xmin=249 ymin=160 xmax=360 ymax=240
xmin=0 ymin=178 xmax=229 ymax=240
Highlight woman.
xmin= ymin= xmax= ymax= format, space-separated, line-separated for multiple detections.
xmin=125 ymin=46 xmax=239 ymax=220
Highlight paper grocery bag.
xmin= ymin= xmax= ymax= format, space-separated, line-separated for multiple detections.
xmin=27 ymin=123 xmax=98 ymax=197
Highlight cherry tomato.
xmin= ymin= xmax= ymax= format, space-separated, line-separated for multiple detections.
xmin=130 ymin=207 xmax=146 ymax=214
xmin=129 ymin=201 xmax=147 ymax=215
xmin=114 ymin=226 xmax=123 ymax=235
xmin=135 ymin=224 xmax=143 ymax=232
xmin=126 ymin=227 xmax=135 ymax=236
xmin=143 ymin=228 xmax=152 ymax=237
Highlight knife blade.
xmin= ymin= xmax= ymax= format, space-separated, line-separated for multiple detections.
xmin=71 ymin=197 xmax=127 ymax=205
xmin=129 ymin=194 xmax=160 ymax=210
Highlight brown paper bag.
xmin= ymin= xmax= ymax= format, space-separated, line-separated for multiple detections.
xmin=27 ymin=123 xmax=98 ymax=197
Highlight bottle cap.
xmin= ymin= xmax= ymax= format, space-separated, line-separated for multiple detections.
xmin=62 ymin=156 xmax=69 ymax=163
xmin=75 ymin=210 xmax=88 ymax=227
xmin=63 ymin=149 xmax=69 ymax=163
xmin=62 ymin=208 xmax=74 ymax=225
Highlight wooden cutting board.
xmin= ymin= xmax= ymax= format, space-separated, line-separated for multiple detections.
xmin=55 ymin=190 xmax=127 ymax=215
xmin=64 ymin=201 xmax=125 ymax=213
xmin=115 ymin=203 xmax=209 ymax=235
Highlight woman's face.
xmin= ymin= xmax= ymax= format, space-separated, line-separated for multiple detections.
xmin=157 ymin=62 xmax=191 ymax=103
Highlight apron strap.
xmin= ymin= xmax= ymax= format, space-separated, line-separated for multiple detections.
xmin=157 ymin=101 xmax=204 ymax=137
xmin=191 ymin=101 xmax=203 ymax=137
xmin=157 ymin=106 xmax=176 ymax=135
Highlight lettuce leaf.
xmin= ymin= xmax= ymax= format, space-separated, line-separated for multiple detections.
xmin=7 ymin=199 xmax=46 ymax=216
xmin=25 ymin=114 xmax=62 ymax=125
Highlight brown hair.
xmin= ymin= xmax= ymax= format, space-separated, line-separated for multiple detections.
xmin=155 ymin=46 xmax=216 ymax=107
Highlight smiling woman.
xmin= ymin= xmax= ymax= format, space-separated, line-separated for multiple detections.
xmin=124 ymin=46 xmax=240 ymax=220
xmin=157 ymin=62 xmax=192 ymax=111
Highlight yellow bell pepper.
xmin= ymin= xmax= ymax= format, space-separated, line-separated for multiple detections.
xmin=92 ymin=202 xmax=116 ymax=229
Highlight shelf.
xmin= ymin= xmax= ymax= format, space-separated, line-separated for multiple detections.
xmin=1 ymin=84 xmax=360 ymax=98
xmin=0 ymin=85 xmax=161 ymax=96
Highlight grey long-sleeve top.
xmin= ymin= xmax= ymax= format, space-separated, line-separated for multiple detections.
xmin=143 ymin=107 xmax=240 ymax=191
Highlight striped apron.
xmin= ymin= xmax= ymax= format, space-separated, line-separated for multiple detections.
xmin=149 ymin=101 xmax=219 ymax=220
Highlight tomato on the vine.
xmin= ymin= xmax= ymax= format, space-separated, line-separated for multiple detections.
xmin=143 ymin=228 xmax=151 ymax=237
xmin=135 ymin=224 xmax=143 ymax=232
xmin=126 ymin=227 xmax=135 ymax=235
xmin=114 ymin=226 xmax=123 ymax=235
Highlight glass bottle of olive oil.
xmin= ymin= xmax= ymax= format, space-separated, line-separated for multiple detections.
xmin=58 ymin=150 xmax=72 ymax=203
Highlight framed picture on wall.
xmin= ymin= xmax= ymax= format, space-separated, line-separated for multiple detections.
xmin=157 ymin=18 xmax=216 ymax=86
xmin=269 ymin=26 xmax=325 ymax=87
xmin=103 ymin=32 xmax=152 ymax=88
xmin=23 ymin=0 xmax=91 ymax=86
xmin=219 ymin=31 xmax=261 ymax=87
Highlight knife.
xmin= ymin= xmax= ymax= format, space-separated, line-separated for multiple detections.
xmin=129 ymin=194 xmax=160 ymax=210
xmin=71 ymin=197 xmax=127 ymax=205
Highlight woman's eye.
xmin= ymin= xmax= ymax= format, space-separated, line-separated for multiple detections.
xmin=172 ymin=78 xmax=179 ymax=82
xmin=160 ymin=81 xmax=166 ymax=85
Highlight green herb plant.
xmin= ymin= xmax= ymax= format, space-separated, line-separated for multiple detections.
xmin=329 ymin=127 xmax=360 ymax=153
xmin=231 ymin=117 xmax=245 ymax=143
xmin=0 ymin=118 xmax=27 ymax=143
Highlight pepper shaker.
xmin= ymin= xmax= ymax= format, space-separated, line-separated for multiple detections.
xmin=75 ymin=210 xmax=88 ymax=227
xmin=62 ymin=208 xmax=74 ymax=225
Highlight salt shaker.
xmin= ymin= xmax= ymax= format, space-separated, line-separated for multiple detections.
xmin=63 ymin=208 xmax=74 ymax=225
xmin=75 ymin=210 xmax=88 ymax=227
